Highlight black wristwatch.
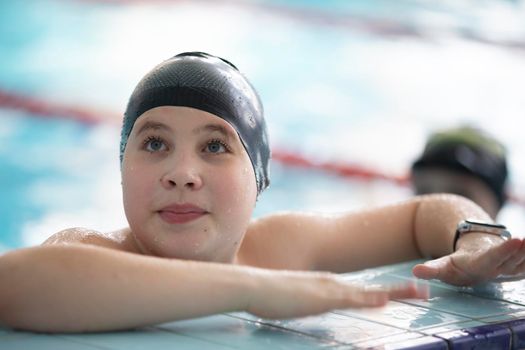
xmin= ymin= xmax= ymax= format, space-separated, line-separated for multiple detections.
xmin=453 ymin=219 xmax=511 ymax=251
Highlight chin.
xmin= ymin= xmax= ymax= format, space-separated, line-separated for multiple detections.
xmin=149 ymin=239 xmax=213 ymax=261
xmin=170 ymin=247 xmax=233 ymax=263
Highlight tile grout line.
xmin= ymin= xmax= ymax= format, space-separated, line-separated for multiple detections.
xmin=145 ymin=325 xmax=240 ymax=349
xmin=223 ymin=313 xmax=344 ymax=347
xmin=48 ymin=334 xmax=117 ymax=350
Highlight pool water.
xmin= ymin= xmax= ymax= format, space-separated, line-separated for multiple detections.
xmin=1 ymin=0 xmax=525 ymax=250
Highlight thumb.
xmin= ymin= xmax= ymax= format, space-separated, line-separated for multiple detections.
xmin=412 ymin=256 xmax=449 ymax=280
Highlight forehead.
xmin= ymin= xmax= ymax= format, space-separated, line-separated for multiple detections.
xmin=131 ymin=106 xmax=239 ymax=138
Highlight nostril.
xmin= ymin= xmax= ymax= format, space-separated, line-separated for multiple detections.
xmin=160 ymin=172 xmax=201 ymax=190
xmin=162 ymin=179 xmax=176 ymax=188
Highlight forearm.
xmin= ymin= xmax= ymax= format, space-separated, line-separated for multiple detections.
xmin=310 ymin=194 xmax=494 ymax=273
xmin=414 ymin=194 xmax=492 ymax=258
xmin=0 ymin=244 xmax=257 ymax=333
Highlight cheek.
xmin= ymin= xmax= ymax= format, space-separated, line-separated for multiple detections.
xmin=121 ymin=165 xmax=156 ymax=218
xmin=212 ymin=165 xmax=257 ymax=215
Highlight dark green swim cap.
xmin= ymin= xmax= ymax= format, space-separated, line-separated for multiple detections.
xmin=120 ymin=52 xmax=270 ymax=194
xmin=412 ymin=126 xmax=508 ymax=207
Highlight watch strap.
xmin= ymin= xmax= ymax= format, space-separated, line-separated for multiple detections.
xmin=453 ymin=220 xmax=511 ymax=251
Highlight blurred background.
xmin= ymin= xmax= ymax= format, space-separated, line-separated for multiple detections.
xmin=1 ymin=0 xmax=524 ymax=251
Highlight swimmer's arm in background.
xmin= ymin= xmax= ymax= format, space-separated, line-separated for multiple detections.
xmin=0 ymin=243 xmax=424 ymax=333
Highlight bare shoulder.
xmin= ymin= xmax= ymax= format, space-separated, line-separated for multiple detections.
xmin=42 ymin=227 xmax=140 ymax=253
xmin=238 ymin=212 xmax=334 ymax=270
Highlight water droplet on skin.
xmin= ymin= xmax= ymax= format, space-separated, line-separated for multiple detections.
xmin=192 ymin=242 xmax=201 ymax=254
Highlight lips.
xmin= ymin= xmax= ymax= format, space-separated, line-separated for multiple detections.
xmin=158 ymin=203 xmax=208 ymax=224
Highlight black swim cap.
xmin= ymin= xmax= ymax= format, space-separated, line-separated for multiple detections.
xmin=411 ymin=126 xmax=508 ymax=208
xmin=120 ymin=52 xmax=270 ymax=195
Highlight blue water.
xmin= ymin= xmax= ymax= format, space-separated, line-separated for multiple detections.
xmin=1 ymin=0 xmax=525 ymax=250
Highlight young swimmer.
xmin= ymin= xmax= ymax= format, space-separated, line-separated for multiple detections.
xmin=1 ymin=52 xmax=525 ymax=333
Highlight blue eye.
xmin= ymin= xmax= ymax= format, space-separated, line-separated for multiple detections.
xmin=206 ymin=140 xmax=227 ymax=153
xmin=144 ymin=137 xmax=167 ymax=152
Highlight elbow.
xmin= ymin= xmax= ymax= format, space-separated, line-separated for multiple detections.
xmin=0 ymin=247 xmax=71 ymax=332
xmin=0 ymin=245 xmax=134 ymax=333
xmin=0 ymin=250 xmax=27 ymax=330
xmin=415 ymin=193 xmax=491 ymax=222
xmin=412 ymin=193 xmax=490 ymax=258
xmin=416 ymin=193 xmax=486 ymax=212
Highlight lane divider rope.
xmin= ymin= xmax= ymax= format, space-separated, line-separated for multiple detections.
xmin=1 ymin=88 xmax=523 ymax=207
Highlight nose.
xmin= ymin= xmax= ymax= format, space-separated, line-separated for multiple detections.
xmin=160 ymin=153 xmax=203 ymax=191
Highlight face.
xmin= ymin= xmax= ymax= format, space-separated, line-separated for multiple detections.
xmin=411 ymin=167 xmax=500 ymax=219
xmin=121 ymin=106 xmax=258 ymax=262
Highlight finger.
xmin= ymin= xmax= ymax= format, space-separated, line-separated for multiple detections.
xmin=510 ymin=258 xmax=525 ymax=277
xmin=414 ymin=240 xmax=525 ymax=286
xmin=345 ymin=288 xmax=389 ymax=308
xmin=412 ymin=256 xmax=449 ymax=281
xmin=414 ymin=256 xmax=475 ymax=286
xmin=372 ymin=281 xmax=428 ymax=299
xmin=451 ymin=240 xmax=521 ymax=285
xmin=346 ymin=282 xmax=428 ymax=308
xmin=386 ymin=282 xmax=429 ymax=300
xmin=497 ymin=240 xmax=525 ymax=274
xmin=493 ymin=239 xmax=524 ymax=267
xmin=468 ymin=238 xmax=522 ymax=275
xmin=454 ymin=239 xmax=524 ymax=284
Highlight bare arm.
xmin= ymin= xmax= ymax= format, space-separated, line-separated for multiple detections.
xmin=0 ymin=244 xmax=424 ymax=333
xmin=245 ymin=194 xmax=492 ymax=273
xmin=0 ymin=244 xmax=253 ymax=332
xmin=247 ymin=193 xmax=525 ymax=286
xmin=326 ymin=193 xmax=496 ymax=271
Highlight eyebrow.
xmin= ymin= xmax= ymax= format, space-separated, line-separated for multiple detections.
xmin=135 ymin=121 xmax=173 ymax=136
xmin=193 ymin=124 xmax=235 ymax=140
xmin=134 ymin=121 xmax=236 ymax=140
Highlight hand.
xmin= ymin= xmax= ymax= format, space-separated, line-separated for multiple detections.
xmin=245 ymin=270 xmax=428 ymax=319
xmin=413 ymin=237 xmax=525 ymax=286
